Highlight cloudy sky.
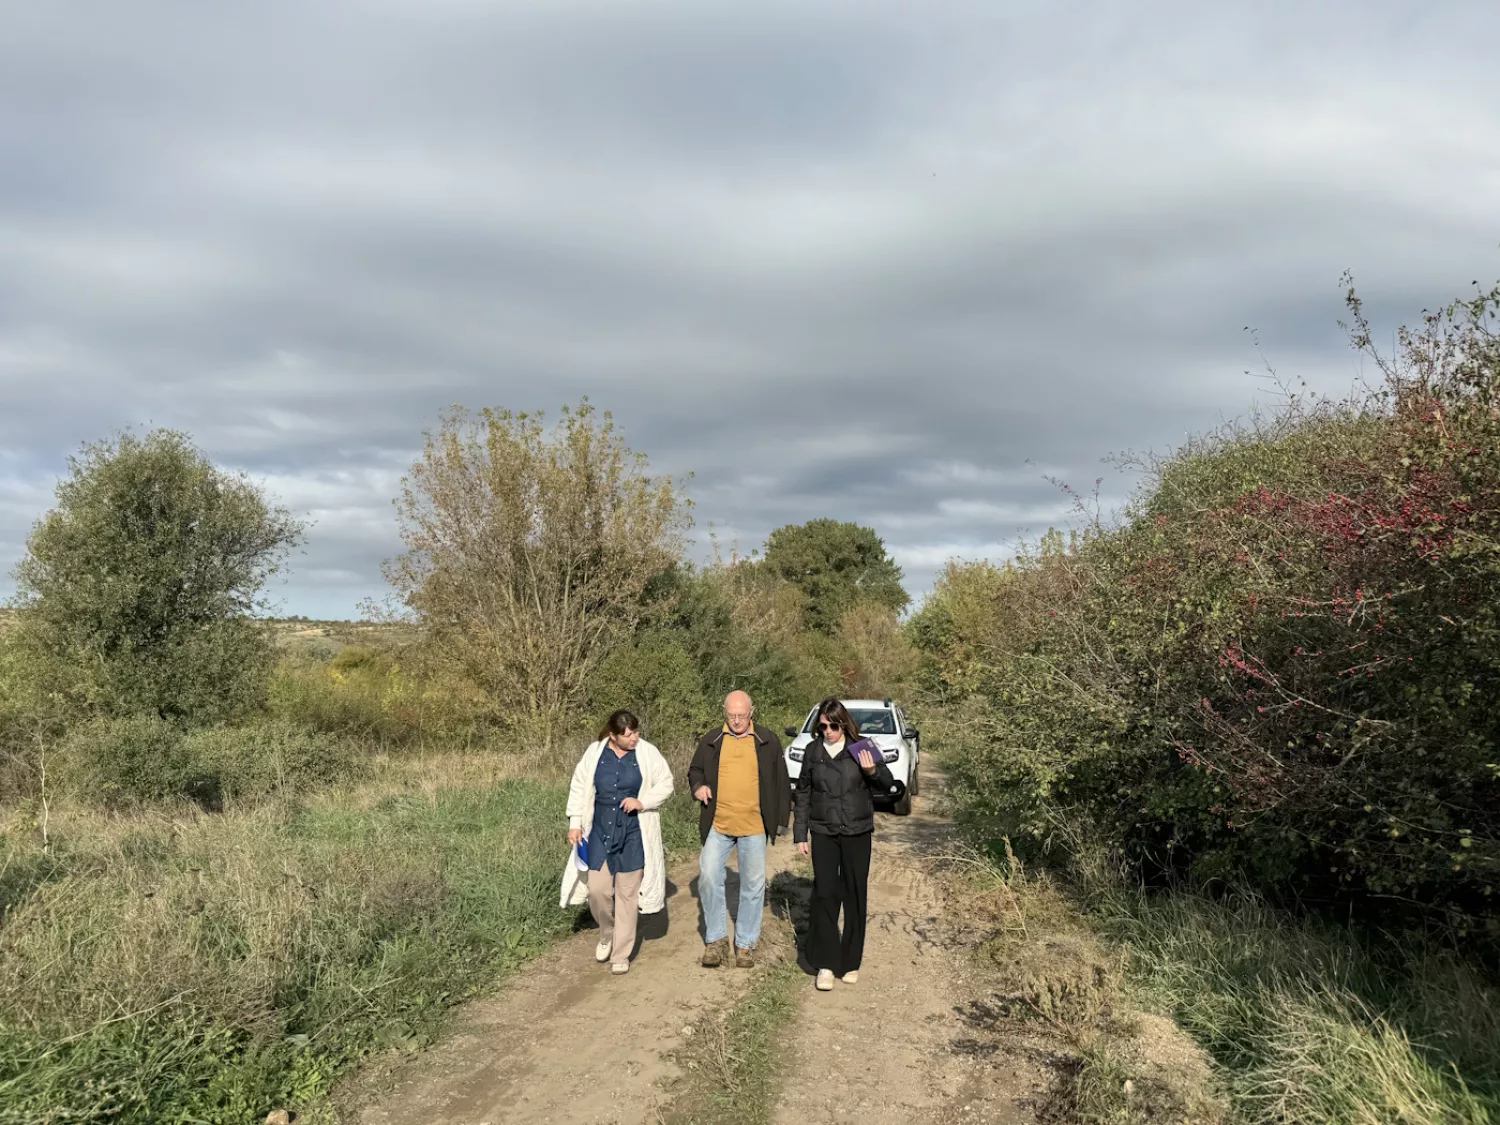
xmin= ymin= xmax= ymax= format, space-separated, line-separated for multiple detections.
xmin=2 ymin=1 xmax=1497 ymax=618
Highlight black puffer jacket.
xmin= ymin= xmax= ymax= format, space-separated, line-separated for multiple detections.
xmin=793 ymin=738 xmax=901 ymax=841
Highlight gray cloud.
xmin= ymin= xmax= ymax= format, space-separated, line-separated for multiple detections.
xmin=3 ymin=0 xmax=1499 ymax=615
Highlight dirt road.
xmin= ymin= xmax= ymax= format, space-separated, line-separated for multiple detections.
xmin=340 ymin=770 xmax=1044 ymax=1124
xmin=770 ymin=777 xmax=1042 ymax=1125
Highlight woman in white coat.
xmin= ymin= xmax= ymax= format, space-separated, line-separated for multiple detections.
xmin=560 ymin=710 xmax=673 ymax=974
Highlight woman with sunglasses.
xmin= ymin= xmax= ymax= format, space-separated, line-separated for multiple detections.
xmin=792 ymin=697 xmax=900 ymax=991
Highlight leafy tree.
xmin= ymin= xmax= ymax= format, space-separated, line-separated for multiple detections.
xmin=761 ymin=519 xmax=908 ymax=631
xmin=589 ymin=630 xmax=709 ymax=749
xmin=382 ymin=400 xmax=691 ymax=748
xmin=907 ymin=559 xmax=1013 ymax=697
xmin=835 ymin=602 xmax=916 ymax=698
xmin=10 ymin=429 xmax=303 ymax=725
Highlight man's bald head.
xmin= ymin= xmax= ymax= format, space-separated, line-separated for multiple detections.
xmin=724 ymin=691 xmax=754 ymax=736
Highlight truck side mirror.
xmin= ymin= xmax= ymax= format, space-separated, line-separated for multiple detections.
xmin=784 ymin=727 xmax=798 ymax=738
xmin=904 ymin=727 xmax=918 ymax=740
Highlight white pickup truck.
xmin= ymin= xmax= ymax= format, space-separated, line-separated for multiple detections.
xmin=783 ymin=697 xmax=921 ymax=816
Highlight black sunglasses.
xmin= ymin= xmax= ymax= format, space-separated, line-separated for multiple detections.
xmin=818 ymin=719 xmax=843 ymax=732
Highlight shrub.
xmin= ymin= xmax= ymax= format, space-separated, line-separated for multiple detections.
xmin=59 ymin=715 xmax=200 ymax=806
xmin=8 ymin=428 xmax=303 ymax=725
xmin=589 ymin=630 xmax=711 ymax=749
xmin=834 ymin=602 xmax=916 ymax=698
xmin=59 ymin=717 xmax=360 ymax=808
xmin=658 ymin=562 xmax=813 ymax=732
xmin=928 ymin=278 xmax=1500 ymax=931
xmin=269 ymin=649 xmax=488 ymax=750
xmin=182 ymin=722 xmax=361 ymax=804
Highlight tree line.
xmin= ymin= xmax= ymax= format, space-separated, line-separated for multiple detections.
xmin=0 ymin=400 xmax=914 ymax=803
xmin=10 ymin=275 xmax=1498 ymax=939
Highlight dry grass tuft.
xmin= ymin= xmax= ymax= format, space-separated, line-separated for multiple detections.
xmin=938 ymin=837 xmax=1228 ymax=1125
xmin=988 ymin=929 xmax=1123 ymax=1036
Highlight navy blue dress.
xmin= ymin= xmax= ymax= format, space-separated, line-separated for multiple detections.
xmin=590 ymin=747 xmax=645 ymax=875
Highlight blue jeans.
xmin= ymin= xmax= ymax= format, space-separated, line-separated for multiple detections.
xmin=698 ymin=828 xmax=767 ymax=948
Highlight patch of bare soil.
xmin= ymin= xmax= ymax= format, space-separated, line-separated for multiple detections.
xmin=338 ymin=845 xmax=803 ymax=1125
xmin=769 ymin=771 xmax=1047 ymax=1125
xmin=941 ymin=860 xmax=1228 ymax=1125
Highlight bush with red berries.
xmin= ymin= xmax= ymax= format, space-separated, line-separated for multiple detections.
xmin=920 ymin=279 xmax=1500 ymax=931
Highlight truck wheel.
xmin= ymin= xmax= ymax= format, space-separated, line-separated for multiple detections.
xmin=893 ymin=785 xmax=913 ymax=816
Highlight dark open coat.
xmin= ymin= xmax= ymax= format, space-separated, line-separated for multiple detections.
xmin=686 ymin=724 xmax=790 ymax=844
xmin=793 ymin=737 xmax=899 ymax=841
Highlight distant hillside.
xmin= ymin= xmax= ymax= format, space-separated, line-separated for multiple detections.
xmin=0 ymin=609 xmax=413 ymax=651
xmin=268 ymin=617 xmax=417 ymax=656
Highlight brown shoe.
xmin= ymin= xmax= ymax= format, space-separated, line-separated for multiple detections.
xmin=734 ymin=945 xmax=756 ymax=968
xmin=701 ymin=939 xmax=730 ymax=968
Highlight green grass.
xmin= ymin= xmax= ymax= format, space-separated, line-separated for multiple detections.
xmin=953 ymin=819 xmax=1498 ymax=1123
xmin=661 ymin=958 xmax=803 ymax=1125
xmin=0 ymin=776 xmax=580 ymax=1124
xmin=1089 ymin=886 xmax=1500 ymax=1124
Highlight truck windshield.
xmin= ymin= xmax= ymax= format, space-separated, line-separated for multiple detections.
xmin=801 ymin=708 xmax=896 ymax=735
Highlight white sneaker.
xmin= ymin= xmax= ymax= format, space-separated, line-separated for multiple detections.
xmin=816 ymin=969 xmax=835 ymax=991
xmin=611 ymin=962 xmax=630 ymax=975
xmin=842 ymin=971 xmax=859 ymax=985
xmin=595 ymin=939 xmax=612 ymax=963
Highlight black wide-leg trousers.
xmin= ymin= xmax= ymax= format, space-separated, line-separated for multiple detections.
xmin=807 ymin=830 xmax=873 ymax=975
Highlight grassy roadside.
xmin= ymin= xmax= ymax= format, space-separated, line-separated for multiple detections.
xmin=0 ymin=754 xmax=704 ymax=1125
xmin=947 ymin=833 xmax=1500 ymax=1125
xmin=937 ymin=839 xmax=1227 ymax=1125
xmin=1092 ymin=887 xmax=1500 ymax=1124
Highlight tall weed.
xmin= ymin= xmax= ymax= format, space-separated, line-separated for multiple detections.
xmin=0 ymin=776 xmax=575 ymax=1123
xmin=1090 ymin=883 xmax=1500 ymax=1123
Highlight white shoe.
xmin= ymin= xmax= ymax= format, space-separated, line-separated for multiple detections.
xmin=611 ymin=962 xmax=630 ymax=975
xmin=842 ymin=971 xmax=859 ymax=985
xmin=595 ymin=940 xmax=612 ymax=963
xmin=816 ymin=969 xmax=835 ymax=991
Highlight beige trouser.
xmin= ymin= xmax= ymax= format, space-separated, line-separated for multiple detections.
xmin=587 ymin=866 xmax=644 ymax=966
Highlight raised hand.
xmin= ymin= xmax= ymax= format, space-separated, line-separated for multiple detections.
xmin=855 ymin=747 xmax=878 ymax=775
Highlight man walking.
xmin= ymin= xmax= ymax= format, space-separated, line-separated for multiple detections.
xmin=687 ymin=690 xmax=790 ymax=967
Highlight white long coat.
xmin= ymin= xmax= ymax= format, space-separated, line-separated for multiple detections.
xmin=559 ymin=738 xmax=674 ymax=914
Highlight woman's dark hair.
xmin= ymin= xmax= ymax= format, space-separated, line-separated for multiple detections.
xmin=598 ymin=709 xmax=640 ymax=741
xmin=814 ymin=698 xmax=859 ymax=741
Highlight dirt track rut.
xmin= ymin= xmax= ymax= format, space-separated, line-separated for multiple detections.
xmin=770 ymin=774 xmax=1040 ymax=1125
xmin=341 ymin=770 xmax=1043 ymax=1124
